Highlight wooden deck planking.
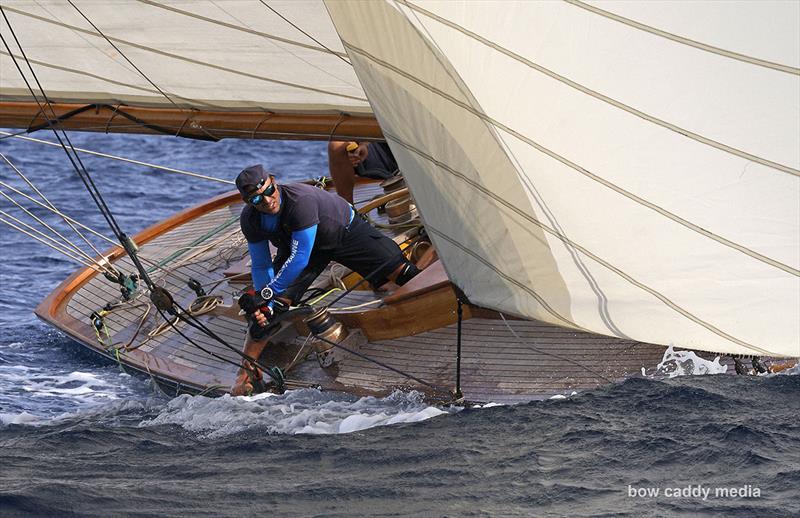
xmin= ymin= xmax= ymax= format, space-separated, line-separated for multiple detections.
xmin=64 ymin=202 xmax=248 ymax=384
xmin=319 ymin=317 xmax=667 ymax=402
xmin=53 ymin=181 xmax=679 ymax=403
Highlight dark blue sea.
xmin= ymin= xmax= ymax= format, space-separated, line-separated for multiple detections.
xmin=0 ymin=130 xmax=798 ymax=517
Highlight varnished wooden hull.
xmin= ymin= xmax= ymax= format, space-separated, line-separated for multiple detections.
xmin=34 ymin=181 xmax=762 ymax=404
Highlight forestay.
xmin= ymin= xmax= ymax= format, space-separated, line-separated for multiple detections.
xmin=325 ymin=0 xmax=800 ymax=357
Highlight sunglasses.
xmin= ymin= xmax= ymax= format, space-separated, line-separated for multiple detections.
xmin=245 ymin=179 xmax=276 ymax=205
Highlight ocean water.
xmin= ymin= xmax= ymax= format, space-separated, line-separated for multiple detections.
xmin=0 ymin=130 xmax=798 ymax=517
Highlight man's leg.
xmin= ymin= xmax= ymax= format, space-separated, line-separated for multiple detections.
xmin=328 ymin=141 xmax=357 ymax=204
xmin=231 ymin=332 xmax=269 ymax=396
xmin=332 ymin=215 xmax=419 ymax=289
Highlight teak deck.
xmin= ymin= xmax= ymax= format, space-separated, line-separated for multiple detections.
xmin=36 ymin=181 xmax=674 ymax=404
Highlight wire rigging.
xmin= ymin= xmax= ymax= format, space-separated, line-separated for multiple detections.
xmin=1 ymin=152 xmax=110 ymax=263
xmin=1 ymin=6 xmax=269 ymax=383
xmin=0 ymin=132 xmax=233 ymax=184
xmin=259 ymin=0 xmax=352 ymax=66
xmin=66 ymin=0 xmax=180 ymax=111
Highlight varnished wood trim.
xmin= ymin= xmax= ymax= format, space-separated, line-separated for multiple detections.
xmin=383 ymin=260 xmax=449 ymax=305
xmin=0 ymin=101 xmax=383 ymax=141
xmin=334 ymin=285 xmax=472 ymax=341
xmin=356 ymin=187 xmax=409 ymax=214
xmin=35 ymin=190 xmax=241 ymax=321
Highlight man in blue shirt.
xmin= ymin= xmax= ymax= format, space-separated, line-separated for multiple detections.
xmin=231 ymin=164 xmax=419 ymax=395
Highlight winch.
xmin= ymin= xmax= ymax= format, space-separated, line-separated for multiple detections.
xmin=303 ymin=307 xmax=348 ymax=368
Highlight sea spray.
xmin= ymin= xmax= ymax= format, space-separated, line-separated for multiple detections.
xmin=139 ymin=389 xmax=454 ymax=438
xmin=647 ymin=346 xmax=728 ymax=378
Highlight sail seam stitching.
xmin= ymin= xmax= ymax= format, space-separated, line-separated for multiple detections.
xmin=137 ymin=0 xmax=349 ymax=58
xmin=2 ymin=6 xmax=369 ymax=104
xmin=342 ymin=40 xmax=799 ymax=277
xmin=386 ymin=132 xmax=778 ymax=356
xmin=0 ymin=50 xmax=222 ymax=109
xmin=425 ymin=227 xmax=583 ymax=332
xmin=564 ymin=0 xmax=800 ymax=75
xmin=399 ymin=0 xmax=799 ymax=178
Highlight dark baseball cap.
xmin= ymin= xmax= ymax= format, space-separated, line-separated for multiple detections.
xmin=235 ymin=164 xmax=273 ymax=197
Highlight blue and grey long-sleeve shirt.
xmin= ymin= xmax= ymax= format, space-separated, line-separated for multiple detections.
xmin=239 ymin=182 xmax=354 ymax=299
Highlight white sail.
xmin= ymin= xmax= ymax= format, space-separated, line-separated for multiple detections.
xmin=325 ymin=0 xmax=800 ymax=357
xmin=0 ymin=0 xmax=368 ymax=113
xmin=2 ymin=1 xmax=798 ymax=358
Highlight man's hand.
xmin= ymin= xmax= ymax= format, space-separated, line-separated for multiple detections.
xmin=239 ymin=288 xmax=274 ymax=339
xmin=230 ymin=374 xmax=253 ymax=397
xmin=230 ymin=362 xmax=261 ymax=396
xmin=253 ymin=308 xmax=270 ymax=327
xmin=347 ymin=142 xmax=368 ymax=167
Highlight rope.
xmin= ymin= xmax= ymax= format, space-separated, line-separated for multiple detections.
xmin=147 ymin=296 xmax=223 ymax=337
xmin=332 ymin=299 xmax=382 ymax=311
xmin=93 ymin=316 xmax=112 ymax=348
xmin=286 ymin=334 xmax=315 ymax=372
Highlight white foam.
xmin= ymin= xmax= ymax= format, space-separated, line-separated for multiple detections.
xmin=778 ymin=362 xmax=800 ymax=375
xmin=652 ymin=346 xmax=728 ymax=378
xmin=549 ymin=391 xmax=578 ymax=400
xmin=0 ymin=411 xmax=43 ymax=426
xmin=139 ymin=389 xmax=452 ymax=438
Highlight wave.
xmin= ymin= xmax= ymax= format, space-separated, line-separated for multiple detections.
xmin=0 ymin=388 xmax=455 ymax=437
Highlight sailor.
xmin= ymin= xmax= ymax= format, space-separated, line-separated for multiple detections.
xmin=231 ymin=164 xmax=420 ymax=395
xmin=327 ymin=140 xmax=398 ymax=203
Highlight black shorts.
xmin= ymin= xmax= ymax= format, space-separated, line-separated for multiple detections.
xmin=356 ymin=142 xmax=398 ymax=180
xmin=279 ymin=214 xmax=406 ymax=303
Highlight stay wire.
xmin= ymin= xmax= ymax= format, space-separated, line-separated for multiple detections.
xmin=0 ymin=190 xmax=116 ymax=274
xmin=0 ymin=178 xmax=200 ymax=290
xmin=2 ymin=132 xmax=231 ymax=183
xmin=0 ymin=9 xmax=164 ymax=292
xmin=0 ymin=34 xmax=120 ymax=241
xmin=259 ymin=0 xmax=351 ymax=66
xmin=0 ymin=152 xmax=110 ymax=261
xmin=311 ymin=333 xmax=452 ymax=398
xmin=0 ymin=180 xmax=121 ymax=245
xmin=0 ymin=13 xmax=127 ymax=243
xmin=0 ymin=211 xmax=105 ymax=272
xmin=67 ymin=1 xmax=219 ymax=142
xmin=168 ymin=300 xmax=284 ymax=385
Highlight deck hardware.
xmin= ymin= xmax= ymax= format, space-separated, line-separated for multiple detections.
xmin=187 ymin=277 xmax=206 ymax=297
xmin=752 ymin=357 xmax=768 ymax=374
xmin=732 ymin=356 xmax=747 ymax=375
xmin=304 ymin=307 xmax=347 ymax=368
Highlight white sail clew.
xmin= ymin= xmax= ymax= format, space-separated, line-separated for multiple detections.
xmin=325 ymin=0 xmax=799 ymax=357
xmin=1 ymin=1 xmax=797 ymax=358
